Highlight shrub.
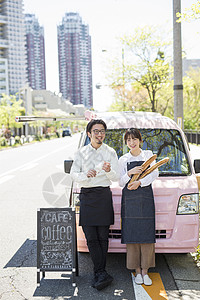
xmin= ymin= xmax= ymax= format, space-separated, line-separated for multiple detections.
xmin=35 ymin=134 xmax=43 ymax=141
xmin=15 ymin=136 xmax=22 ymax=145
xmin=0 ymin=137 xmax=7 ymax=147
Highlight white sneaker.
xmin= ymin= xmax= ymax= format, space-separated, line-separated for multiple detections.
xmin=135 ymin=274 xmax=143 ymax=285
xmin=143 ymin=274 xmax=152 ymax=286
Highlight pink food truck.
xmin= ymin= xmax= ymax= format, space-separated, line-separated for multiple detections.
xmin=71 ymin=111 xmax=200 ymax=253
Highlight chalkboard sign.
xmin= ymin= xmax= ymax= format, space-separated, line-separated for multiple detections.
xmin=37 ymin=207 xmax=78 ymax=286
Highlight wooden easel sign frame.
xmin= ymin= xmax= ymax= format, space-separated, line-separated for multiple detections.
xmin=37 ymin=207 xmax=78 ymax=286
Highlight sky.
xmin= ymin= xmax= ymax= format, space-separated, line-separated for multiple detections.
xmin=23 ymin=0 xmax=200 ymax=111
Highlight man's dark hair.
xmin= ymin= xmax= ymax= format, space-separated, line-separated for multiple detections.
xmin=86 ymin=119 xmax=107 ymax=133
xmin=124 ymin=128 xmax=143 ymax=144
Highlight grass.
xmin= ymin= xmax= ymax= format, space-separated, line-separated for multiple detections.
xmin=191 ymin=214 xmax=200 ymax=269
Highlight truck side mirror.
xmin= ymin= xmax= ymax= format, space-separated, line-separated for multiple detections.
xmin=64 ymin=160 xmax=73 ymax=173
xmin=194 ymin=159 xmax=200 ymax=173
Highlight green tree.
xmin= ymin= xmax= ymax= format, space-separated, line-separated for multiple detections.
xmin=110 ymin=82 xmax=149 ymax=112
xmin=0 ymin=94 xmax=25 ymax=130
xmin=183 ymin=68 xmax=200 ymax=129
xmin=109 ymin=79 xmax=174 ymax=116
xmin=155 ymin=80 xmax=174 ymax=118
xmin=108 ymin=26 xmax=172 ymax=112
xmin=177 ymin=1 xmax=200 ymax=22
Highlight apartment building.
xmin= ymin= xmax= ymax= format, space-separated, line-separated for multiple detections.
xmin=57 ymin=12 xmax=93 ymax=108
xmin=25 ymin=13 xmax=46 ymax=90
xmin=183 ymin=58 xmax=200 ymax=76
xmin=0 ymin=0 xmax=26 ymax=95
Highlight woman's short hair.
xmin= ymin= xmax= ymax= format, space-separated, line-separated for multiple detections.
xmin=124 ymin=128 xmax=143 ymax=144
xmin=86 ymin=119 xmax=107 ymax=133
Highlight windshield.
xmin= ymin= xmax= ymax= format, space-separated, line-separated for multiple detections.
xmin=85 ymin=128 xmax=191 ymax=176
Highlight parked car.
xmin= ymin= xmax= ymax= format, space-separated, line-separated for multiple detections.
xmin=62 ymin=128 xmax=72 ymax=137
xmin=65 ymin=110 xmax=200 ymax=253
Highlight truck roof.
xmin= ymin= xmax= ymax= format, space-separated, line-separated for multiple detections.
xmin=91 ymin=111 xmax=180 ymax=131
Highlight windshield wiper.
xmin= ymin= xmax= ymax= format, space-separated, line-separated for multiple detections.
xmin=159 ymin=172 xmax=189 ymax=176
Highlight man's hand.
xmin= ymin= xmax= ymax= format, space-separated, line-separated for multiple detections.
xmin=87 ymin=169 xmax=97 ymax=177
xmin=102 ymin=162 xmax=111 ymax=172
xmin=127 ymin=181 xmax=141 ymax=190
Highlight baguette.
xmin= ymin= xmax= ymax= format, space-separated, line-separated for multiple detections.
xmin=138 ymin=157 xmax=169 ymax=180
xmin=128 ymin=154 xmax=157 ymax=186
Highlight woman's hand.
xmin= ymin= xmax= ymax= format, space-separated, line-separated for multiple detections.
xmin=127 ymin=180 xmax=141 ymax=190
xmin=128 ymin=166 xmax=143 ymax=177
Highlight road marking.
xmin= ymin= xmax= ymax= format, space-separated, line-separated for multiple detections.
xmin=132 ymin=273 xmax=168 ymax=300
xmin=73 ymin=286 xmax=78 ymax=297
xmin=0 ymin=175 xmax=15 ymax=185
xmin=19 ymin=162 xmax=39 ymax=171
xmin=0 ymin=141 xmax=74 ymax=178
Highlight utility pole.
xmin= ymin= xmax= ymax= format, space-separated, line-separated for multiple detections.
xmin=122 ymin=48 xmax=126 ymax=111
xmin=173 ymin=0 xmax=184 ymax=129
xmin=19 ymin=85 xmax=32 ymax=137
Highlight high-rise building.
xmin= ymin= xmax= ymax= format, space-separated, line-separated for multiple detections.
xmin=183 ymin=58 xmax=200 ymax=76
xmin=25 ymin=14 xmax=46 ymax=90
xmin=0 ymin=0 xmax=27 ymax=95
xmin=57 ymin=12 xmax=93 ymax=108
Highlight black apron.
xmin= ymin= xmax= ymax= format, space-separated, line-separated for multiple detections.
xmin=121 ymin=161 xmax=155 ymax=244
xmin=79 ymin=186 xmax=114 ymax=226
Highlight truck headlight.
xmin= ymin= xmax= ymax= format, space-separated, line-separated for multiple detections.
xmin=177 ymin=193 xmax=199 ymax=214
xmin=73 ymin=193 xmax=80 ymax=213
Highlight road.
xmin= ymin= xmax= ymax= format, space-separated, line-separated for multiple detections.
xmin=0 ymin=135 xmax=200 ymax=300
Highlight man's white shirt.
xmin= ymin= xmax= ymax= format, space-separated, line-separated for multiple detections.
xmin=70 ymin=143 xmax=119 ymax=188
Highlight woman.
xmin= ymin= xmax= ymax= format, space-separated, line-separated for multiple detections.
xmin=119 ymin=128 xmax=158 ymax=286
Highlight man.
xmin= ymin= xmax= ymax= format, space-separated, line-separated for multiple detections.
xmin=70 ymin=119 xmax=119 ymax=290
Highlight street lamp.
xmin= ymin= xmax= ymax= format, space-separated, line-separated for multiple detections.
xmin=95 ymin=83 xmax=102 ymax=89
xmin=98 ymin=48 xmax=127 ymax=110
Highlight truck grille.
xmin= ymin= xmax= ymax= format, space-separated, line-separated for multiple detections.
xmin=109 ymin=229 xmax=121 ymax=239
xmin=109 ymin=229 xmax=172 ymax=239
xmin=155 ymin=230 xmax=172 ymax=239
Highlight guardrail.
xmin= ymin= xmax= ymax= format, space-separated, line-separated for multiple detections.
xmin=184 ymin=130 xmax=200 ymax=145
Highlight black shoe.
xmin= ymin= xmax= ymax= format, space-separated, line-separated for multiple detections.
xmin=91 ymin=273 xmax=98 ymax=288
xmin=94 ymin=271 xmax=113 ymax=291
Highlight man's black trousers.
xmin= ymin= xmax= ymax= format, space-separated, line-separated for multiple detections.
xmin=82 ymin=225 xmax=109 ymax=274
